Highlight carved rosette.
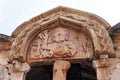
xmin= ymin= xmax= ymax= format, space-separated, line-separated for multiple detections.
xmin=27 ymin=27 xmax=93 ymax=63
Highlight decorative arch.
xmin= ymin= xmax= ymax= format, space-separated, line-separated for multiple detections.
xmin=8 ymin=6 xmax=114 ymax=63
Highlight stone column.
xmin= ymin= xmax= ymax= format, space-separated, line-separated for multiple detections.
xmin=93 ymin=55 xmax=116 ymax=80
xmin=53 ymin=60 xmax=71 ymax=80
xmin=93 ymin=57 xmax=110 ymax=80
xmin=95 ymin=67 xmax=110 ymax=80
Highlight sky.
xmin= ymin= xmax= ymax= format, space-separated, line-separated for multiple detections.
xmin=0 ymin=0 xmax=120 ymax=36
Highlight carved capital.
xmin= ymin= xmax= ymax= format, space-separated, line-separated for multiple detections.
xmin=8 ymin=60 xmax=30 ymax=72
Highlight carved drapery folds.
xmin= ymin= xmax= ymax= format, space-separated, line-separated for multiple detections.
xmin=28 ymin=27 xmax=93 ymax=63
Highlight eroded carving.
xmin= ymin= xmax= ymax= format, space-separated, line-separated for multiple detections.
xmin=29 ymin=27 xmax=93 ymax=61
xmin=91 ymin=22 xmax=114 ymax=54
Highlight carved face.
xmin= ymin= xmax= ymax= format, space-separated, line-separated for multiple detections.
xmin=51 ymin=27 xmax=69 ymax=43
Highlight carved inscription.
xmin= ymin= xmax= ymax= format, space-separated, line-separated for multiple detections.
xmin=29 ymin=27 xmax=93 ymax=61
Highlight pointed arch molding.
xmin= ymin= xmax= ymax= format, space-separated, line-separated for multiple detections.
xmin=8 ymin=7 xmax=114 ymax=62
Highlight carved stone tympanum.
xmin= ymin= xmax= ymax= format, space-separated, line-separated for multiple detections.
xmin=28 ymin=27 xmax=93 ymax=63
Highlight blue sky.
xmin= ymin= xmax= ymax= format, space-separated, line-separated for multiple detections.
xmin=0 ymin=0 xmax=120 ymax=35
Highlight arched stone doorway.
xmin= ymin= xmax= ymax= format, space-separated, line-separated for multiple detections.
xmin=25 ymin=63 xmax=97 ymax=80
xmin=7 ymin=6 xmax=114 ymax=80
xmin=25 ymin=25 xmax=95 ymax=80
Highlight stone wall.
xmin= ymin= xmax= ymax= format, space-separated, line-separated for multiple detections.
xmin=0 ymin=34 xmax=11 ymax=80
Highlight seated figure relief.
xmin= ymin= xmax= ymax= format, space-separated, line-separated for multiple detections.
xmin=29 ymin=27 xmax=93 ymax=61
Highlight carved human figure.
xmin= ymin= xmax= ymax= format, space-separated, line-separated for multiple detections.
xmin=31 ymin=27 xmax=77 ymax=59
xmin=53 ymin=60 xmax=71 ymax=80
xmin=30 ymin=27 xmax=93 ymax=60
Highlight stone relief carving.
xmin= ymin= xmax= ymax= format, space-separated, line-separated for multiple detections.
xmin=29 ymin=27 xmax=93 ymax=61
xmin=91 ymin=22 xmax=114 ymax=54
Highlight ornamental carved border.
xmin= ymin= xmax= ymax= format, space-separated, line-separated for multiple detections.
xmin=8 ymin=11 xmax=114 ymax=62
